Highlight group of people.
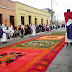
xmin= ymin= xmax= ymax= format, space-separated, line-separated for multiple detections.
xmin=0 ymin=22 xmax=65 ymax=43
xmin=18 ymin=23 xmax=65 ymax=37
xmin=35 ymin=24 xmax=65 ymax=32
xmin=18 ymin=23 xmax=58 ymax=37
xmin=0 ymin=23 xmax=36 ymax=43
xmin=1 ymin=9 xmax=72 ymax=46
xmin=18 ymin=24 xmax=36 ymax=37
xmin=0 ymin=24 xmax=16 ymax=43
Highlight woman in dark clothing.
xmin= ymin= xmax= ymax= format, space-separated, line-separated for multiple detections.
xmin=18 ymin=25 xmax=21 ymax=37
xmin=27 ymin=24 xmax=31 ymax=34
xmin=25 ymin=25 xmax=27 ymax=35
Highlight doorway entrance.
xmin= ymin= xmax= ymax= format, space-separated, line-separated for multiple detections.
xmin=35 ymin=18 xmax=37 ymax=25
xmin=0 ymin=14 xmax=2 ymax=24
xmin=21 ymin=16 xmax=24 ymax=25
xmin=47 ymin=20 xmax=48 ymax=24
xmin=41 ymin=19 xmax=43 ymax=25
xmin=29 ymin=16 xmax=31 ymax=25
xmin=10 ymin=16 xmax=14 ymax=27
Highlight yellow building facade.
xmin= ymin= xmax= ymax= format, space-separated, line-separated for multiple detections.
xmin=16 ymin=2 xmax=50 ymax=28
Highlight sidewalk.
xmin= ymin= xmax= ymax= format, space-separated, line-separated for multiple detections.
xmin=46 ymin=44 xmax=72 ymax=72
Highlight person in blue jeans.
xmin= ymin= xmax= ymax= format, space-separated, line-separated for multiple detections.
xmin=21 ymin=28 xmax=24 ymax=38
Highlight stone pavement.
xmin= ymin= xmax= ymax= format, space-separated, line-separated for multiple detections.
xmin=1 ymin=28 xmax=71 ymax=72
xmin=46 ymin=29 xmax=72 ymax=72
xmin=46 ymin=44 xmax=72 ymax=72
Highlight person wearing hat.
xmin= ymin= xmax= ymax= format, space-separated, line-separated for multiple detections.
xmin=64 ymin=9 xmax=72 ymax=45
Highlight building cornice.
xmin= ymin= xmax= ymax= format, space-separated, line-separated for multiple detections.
xmin=16 ymin=1 xmax=49 ymax=14
xmin=18 ymin=8 xmax=49 ymax=17
xmin=20 ymin=13 xmax=26 ymax=15
xmin=0 ymin=6 xmax=15 ymax=11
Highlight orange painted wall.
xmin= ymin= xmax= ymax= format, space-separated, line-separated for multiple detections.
xmin=0 ymin=0 xmax=17 ymax=27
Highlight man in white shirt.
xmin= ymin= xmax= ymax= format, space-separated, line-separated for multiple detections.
xmin=8 ymin=24 xmax=14 ymax=38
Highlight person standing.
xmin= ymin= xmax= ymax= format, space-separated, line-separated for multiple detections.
xmin=30 ymin=24 xmax=33 ymax=34
xmin=6 ymin=27 xmax=10 ymax=39
xmin=60 ymin=24 xmax=62 ymax=29
xmin=0 ymin=24 xmax=3 ymax=42
xmin=43 ymin=24 xmax=46 ymax=32
xmin=38 ymin=25 xmax=42 ymax=32
xmin=24 ymin=25 xmax=27 ymax=35
xmin=31 ymin=24 xmax=36 ymax=36
xmin=14 ymin=27 xmax=18 ymax=38
xmin=21 ymin=24 xmax=25 ymax=35
xmin=1 ymin=24 xmax=7 ymax=43
xmin=46 ymin=24 xmax=49 ymax=31
xmin=21 ymin=24 xmax=24 ymax=31
xmin=27 ymin=24 xmax=31 ymax=34
xmin=8 ymin=24 xmax=14 ymax=38
xmin=18 ymin=25 xmax=21 ymax=37
xmin=21 ymin=28 xmax=24 ymax=38
xmin=49 ymin=24 xmax=52 ymax=31
xmin=64 ymin=9 xmax=72 ymax=45
xmin=53 ymin=24 xmax=56 ymax=30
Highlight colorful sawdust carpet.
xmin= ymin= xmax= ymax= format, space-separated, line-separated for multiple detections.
xmin=0 ymin=35 xmax=66 ymax=72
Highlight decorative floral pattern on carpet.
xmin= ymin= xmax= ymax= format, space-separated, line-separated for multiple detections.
xmin=0 ymin=52 xmax=26 ymax=66
xmin=16 ymin=40 xmax=59 ymax=48
xmin=27 ymin=39 xmax=66 ymax=72
xmin=0 ymin=35 xmax=65 ymax=72
xmin=36 ymin=35 xmax=65 ymax=40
